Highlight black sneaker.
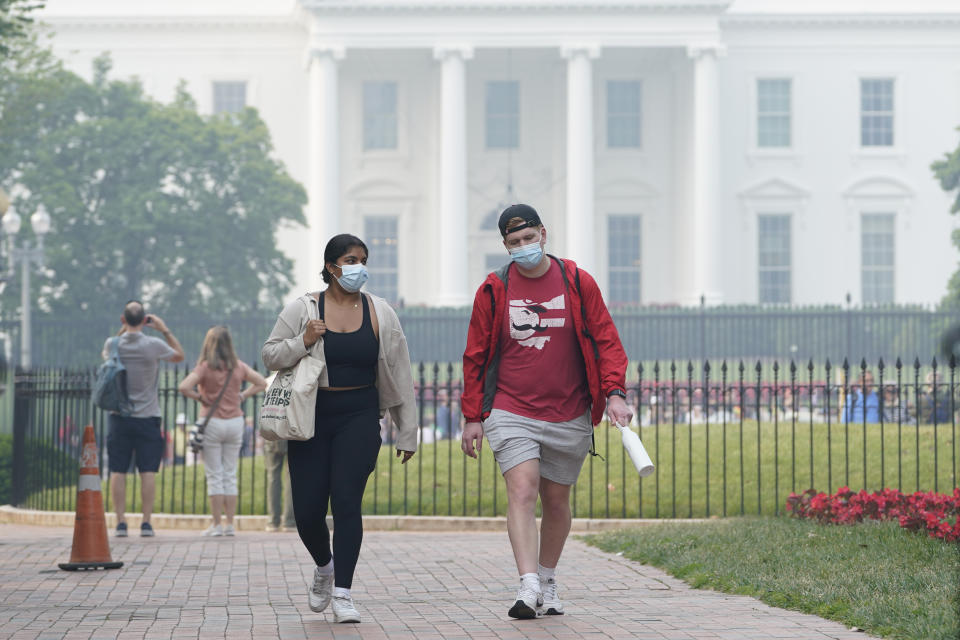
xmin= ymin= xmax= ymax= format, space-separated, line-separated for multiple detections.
xmin=140 ymin=522 xmax=155 ymax=537
xmin=115 ymin=522 xmax=128 ymax=537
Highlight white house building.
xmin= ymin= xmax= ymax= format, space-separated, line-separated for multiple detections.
xmin=36 ymin=0 xmax=960 ymax=308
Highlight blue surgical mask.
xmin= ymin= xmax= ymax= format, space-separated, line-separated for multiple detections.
xmin=335 ymin=264 xmax=369 ymax=293
xmin=509 ymin=240 xmax=544 ymax=269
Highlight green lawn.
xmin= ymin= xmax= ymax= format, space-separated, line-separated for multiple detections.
xmin=26 ymin=419 xmax=959 ymax=518
xmin=583 ymin=517 xmax=960 ymax=640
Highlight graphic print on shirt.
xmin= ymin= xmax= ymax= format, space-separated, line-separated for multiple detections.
xmin=509 ymin=294 xmax=566 ymax=350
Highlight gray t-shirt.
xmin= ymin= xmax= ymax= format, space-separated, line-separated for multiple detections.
xmin=102 ymin=332 xmax=177 ymax=418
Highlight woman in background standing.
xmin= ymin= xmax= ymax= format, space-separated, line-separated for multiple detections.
xmin=179 ymin=326 xmax=267 ymax=536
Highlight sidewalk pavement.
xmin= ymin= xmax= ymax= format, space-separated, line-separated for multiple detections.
xmin=0 ymin=523 xmax=874 ymax=640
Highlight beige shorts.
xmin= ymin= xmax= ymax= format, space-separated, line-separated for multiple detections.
xmin=483 ymin=408 xmax=593 ymax=486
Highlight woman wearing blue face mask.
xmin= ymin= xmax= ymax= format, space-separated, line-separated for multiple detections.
xmin=262 ymin=233 xmax=418 ymax=624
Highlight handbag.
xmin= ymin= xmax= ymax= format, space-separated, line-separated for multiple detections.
xmin=188 ymin=367 xmax=235 ymax=453
xmin=259 ymin=295 xmax=325 ymax=441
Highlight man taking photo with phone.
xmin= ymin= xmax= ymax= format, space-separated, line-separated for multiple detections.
xmin=103 ymin=300 xmax=184 ymax=537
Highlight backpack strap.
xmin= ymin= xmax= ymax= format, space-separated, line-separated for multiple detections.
xmin=109 ymin=336 xmax=121 ymax=361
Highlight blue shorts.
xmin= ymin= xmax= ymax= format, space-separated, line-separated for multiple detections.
xmin=107 ymin=414 xmax=164 ymax=473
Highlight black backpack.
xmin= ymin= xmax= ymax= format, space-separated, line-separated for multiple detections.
xmin=91 ymin=337 xmax=132 ymax=415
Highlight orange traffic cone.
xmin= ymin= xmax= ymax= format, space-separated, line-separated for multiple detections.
xmin=59 ymin=425 xmax=123 ymax=571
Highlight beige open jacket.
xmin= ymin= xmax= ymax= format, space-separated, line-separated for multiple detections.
xmin=261 ymin=291 xmax=419 ymax=452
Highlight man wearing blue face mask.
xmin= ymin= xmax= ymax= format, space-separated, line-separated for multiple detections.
xmin=461 ymin=204 xmax=631 ymax=620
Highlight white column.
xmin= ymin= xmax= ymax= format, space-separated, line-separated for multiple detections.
xmin=434 ymin=45 xmax=473 ymax=307
xmin=688 ymin=44 xmax=725 ymax=305
xmin=562 ymin=45 xmax=600 ymax=275
xmin=307 ymin=45 xmax=344 ymax=278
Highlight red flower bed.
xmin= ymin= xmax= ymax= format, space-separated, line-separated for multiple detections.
xmin=786 ymin=487 xmax=960 ymax=542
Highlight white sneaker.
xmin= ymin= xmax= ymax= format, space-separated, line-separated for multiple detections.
xmin=223 ymin=524 xmax=235 ymax=537
xmin=202 ymin=524 xmax=223 ymax=537
xmin=508 ymin=581 xmax=542 ymax=620
xmin=539 ymin=577 xmax=564 ymax=615
xmin=331 ymin=595 xmax=361 ymax=623
xmin=308 ymin=566 xmax=334 ymax=613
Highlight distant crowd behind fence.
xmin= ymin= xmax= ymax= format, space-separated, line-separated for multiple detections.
xmin=2 ymin=303 xmax=958 ymax=368
xmin=7 ymin=357 xmax=958 ymax=520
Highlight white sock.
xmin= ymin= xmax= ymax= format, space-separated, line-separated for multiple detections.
xmin=520 ymin=573 xmax=539 ymax=590
xmin=317 ymin=558 xmax=334 ymax=575
xmin=334 ymin=587 xmax=351 ymax=600
xmin=538 ymin=564 xmax=556 ymax=581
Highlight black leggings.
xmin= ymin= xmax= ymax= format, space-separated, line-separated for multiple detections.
xmin=288 ymin=386 xmax=381 ymax=589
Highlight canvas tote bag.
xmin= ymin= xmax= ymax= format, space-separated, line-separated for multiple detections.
xmin=259 ymin=297 xmax=325 ymax=441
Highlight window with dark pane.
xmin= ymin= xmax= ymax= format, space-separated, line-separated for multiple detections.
xmin=757 ymin=78 xmax=791 ymax=148
xmin=363 ymin=81 xmax=398 ymax=150
xmin=213 ymin=81 xmax=246 ymax=114
xmin=364 ymin=216 xmax=399 ymax=303
xmin=607 ymin=80 xmax=642 ymax=148
xmin=861 ymin=213 xmax=895 ymax=304
xmin=485 ymin=81 xmax=519 ymax=149
xmin=758 ymin=214 xmax=791 ymax=304
xmin=860 ymin=78 xmax=894 ymax=147
xmin=607 ymin=214 xmax=641 ymax=305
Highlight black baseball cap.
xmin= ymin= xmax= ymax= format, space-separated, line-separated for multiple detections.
xmin=498 ymin=203 xmax=542 ymax=237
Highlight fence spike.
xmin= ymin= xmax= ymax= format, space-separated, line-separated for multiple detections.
xmin=842 ymin=357 xmax=849 ymax=371
xmin=860 ymin=358 xmax=867 ymax=371
xmin=950 ymin=354 xmax=957 ymax=369
xmin=931 ymin=356 xmax=938 ymax=370
xmin=878 ymin=357 xmax=885 ymax=371
xmin=721 ymin=360 xmax=727 ymax=374
xmin=895 ymin=356 xmax=902 ymax=369
xmin=914 ymin=357 xmax=921 ymax=370
xmin=755 ymin=360 xmax=762 ymax=373
xmin=789 ymin=360 xmax=796 ymax=374
xmin=773 ymin=361 xmax=780 ymax=373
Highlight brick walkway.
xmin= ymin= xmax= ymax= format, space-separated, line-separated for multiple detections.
xmin=0 ymin=524 xmax=873 ymax=640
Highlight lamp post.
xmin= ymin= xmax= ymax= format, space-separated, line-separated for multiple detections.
xmin=0 ymin=188 xmax=51 ymax=370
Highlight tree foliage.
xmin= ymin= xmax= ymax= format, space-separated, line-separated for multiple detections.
xmin=931 ymin=129 xmax=960 ymax=306
xmin=0 ymin=48 xmax=307 ymax=319
xmin=0 ymin=0 xmax=42 ymax=58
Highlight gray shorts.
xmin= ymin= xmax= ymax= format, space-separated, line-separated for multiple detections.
xmin=483 ymin=408 xmax=593 ymax=485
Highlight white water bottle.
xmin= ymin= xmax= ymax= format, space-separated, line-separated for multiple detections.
xmin=615 ymin=422 xmax=655 ymax=477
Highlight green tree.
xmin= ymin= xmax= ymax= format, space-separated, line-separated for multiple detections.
xmin=0 ymin=0 xmax=43 ymax=58
xmin=932 ymin=132 xmax=960 ymax=306
xmin=0 ymin=52 xmax=307 ymax=320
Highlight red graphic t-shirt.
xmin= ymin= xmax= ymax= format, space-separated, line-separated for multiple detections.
xmin=492 ymin=260 xmax=591 ymax=422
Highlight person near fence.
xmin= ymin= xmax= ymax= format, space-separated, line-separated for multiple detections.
xmin=262 ymin=233 xmax=418 ymax=624
xmin=842 ymin=370 xmax=881 ymax=424
xmin=178 ymin=326 xmax=267 ymax=536
xmin=104 ymin=301 xmax=185 ymax=538
xmin=461 ymin=204 xmax=631 ymax=620
xmin=263 ymin=438 xmax=296 ymax=532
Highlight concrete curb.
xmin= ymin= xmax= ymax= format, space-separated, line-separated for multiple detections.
xmin=0 ymin=505 xmax=706 ymax=532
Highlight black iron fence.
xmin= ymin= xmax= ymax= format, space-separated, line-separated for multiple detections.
xmin=7 ymin=358 xmax=958 ymax=519
xmin=2 ymin=303 xmax=957 ymax=368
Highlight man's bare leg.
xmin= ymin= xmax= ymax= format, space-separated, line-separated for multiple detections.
xmin=140 ymin=472 xmax=155 ymax=524
xmin=538 ymin=477 xmax=572 ymax=568
xmin=504 ymin=460 xmax=541 ymax=575
xmin=111 ymin=473 xmax=126 ymax=525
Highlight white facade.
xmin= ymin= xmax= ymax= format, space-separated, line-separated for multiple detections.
xmin=36 ymin=0 xmax=960 ymax=307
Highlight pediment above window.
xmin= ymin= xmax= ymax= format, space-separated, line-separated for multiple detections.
xmin=842 ymin=175 xmax=914 ymax=201
xmin=737 ymin=177 xmax=809 ymax=203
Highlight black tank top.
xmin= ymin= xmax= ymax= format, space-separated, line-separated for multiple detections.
xmin=320 ymin=292 xmax=379 ymax=387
